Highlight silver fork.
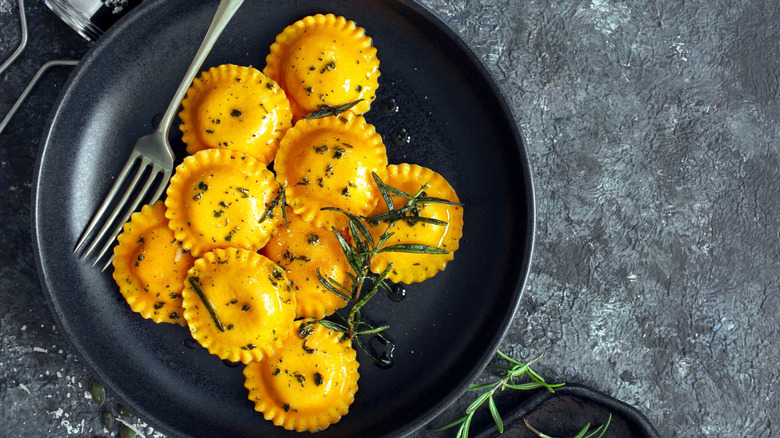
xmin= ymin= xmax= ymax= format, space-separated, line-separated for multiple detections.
xmin=74 ymin=0 xmax=245 ymax=270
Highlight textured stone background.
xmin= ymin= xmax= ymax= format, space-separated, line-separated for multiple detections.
xmin=1 ymin=0 xmax=779 ymax=437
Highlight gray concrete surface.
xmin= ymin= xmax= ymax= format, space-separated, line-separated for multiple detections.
xmin=1 ymin=0 xmax=778 ymax=436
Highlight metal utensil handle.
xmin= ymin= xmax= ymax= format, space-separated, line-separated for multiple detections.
xmin=0 ymin=0 xmax=28 ymax=76
xmin=156 ymin=0 xmax=244 ymax=137
xmin=0 ymin=60 xmax=78 ymax=135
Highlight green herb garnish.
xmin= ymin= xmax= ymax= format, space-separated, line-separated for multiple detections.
xmin=304 ymin=172 xmax=458 ymax=366
xmin=259 ymin=186 xmax=286 ymax=225
xmin=302 ymin=99 xmax=363 ymax=120
xmin=430 ymin=351 xmax=564 ymax=437
xmin=188 ymin=276 xmax=225 ymax=332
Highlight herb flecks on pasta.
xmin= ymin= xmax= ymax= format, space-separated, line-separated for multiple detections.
xmin=179 ymin=64 xmax=293 ymax=164
xmin=182 ymin=248 xmax=296 ymax=364
xmin=165 ymin=148 xmax=282 ymax=257
xmin=112 ymin=201 xmax=194 ymax=326
xmin=265 ymin=13 xmax=380 ymax=120
xmin=244 ymin=319 xmax=359 ymax=432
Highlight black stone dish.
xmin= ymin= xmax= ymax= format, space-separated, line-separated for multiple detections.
xmin=32 ymin=0 xmax=534 ymax=436
xmin=475 ymin=384 xmax=661 ymax=438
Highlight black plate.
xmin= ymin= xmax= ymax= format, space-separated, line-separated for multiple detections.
xmin=32 ymin=1 xmax=534 ymax=436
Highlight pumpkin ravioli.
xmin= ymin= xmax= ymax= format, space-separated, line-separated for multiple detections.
xmin=112 ymin=201 xmax=194 ymax=326
xmin=264 ymin=13 xmax=380 ymax=120
xmin=261 ymin=207 xmax=350 ymax=319
xmin=182 ymin=248 xmax=296 ymax=364
xmin=179 ymin=64 xmax=293 ymax=164
xmin=243 ymin=319 xmax=359 ymax=432
xmin=274 ymin=112 xmax=387 ymax=230
xmin=165 ymin=149 xmax=283 ymax=257
xmin=368 ymin=164 xmax=463 ymax=283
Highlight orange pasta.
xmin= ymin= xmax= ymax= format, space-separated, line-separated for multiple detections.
xmin=244 ymin=319 xmax=359 ymax=432
xmin=265 ymin=14 xmax=380 ymax=120
xmin=112 ymin=201 xmax=194 ymax=326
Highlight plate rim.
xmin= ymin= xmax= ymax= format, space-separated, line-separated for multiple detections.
xmin=30 ymin=0 xmax=536 ymax=436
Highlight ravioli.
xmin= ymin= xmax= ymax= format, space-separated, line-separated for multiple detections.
xmin=264 ymin=14 xmax=380 ymax=120
xmin=274 ymin=112 xmax=387 ymax=230
xmin=182 ymin=248 xmax=296 ymax=364
xmin=165 ymin=149 xmax=283 ymax=256
xmin=261 ymin=207 xmax=350 ymax=319
xmin=243 ymin=319 xmax=359 ymax=432
xmin=112 ymin=201 xmax=194 ymax=326
xmin=179 ymin=64 xmax=293 ymax=164
xmin=368 ymin=164 xmax=463 ymax=283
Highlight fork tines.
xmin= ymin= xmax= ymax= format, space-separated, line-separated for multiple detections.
xmin=73 ymin=150 xmax=170 ymax=271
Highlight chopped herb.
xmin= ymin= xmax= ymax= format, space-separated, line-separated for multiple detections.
xmin=205 ymin=129 xmax=215 ymax=134
xmin=314 ymin=145 xmax=329 ymax=154
xmin=242 ymin=304 xmax=251 ymax=311
xmin=198 ymin=182 xmax=209 ymax=191
xmin=235 ymin=187 xmax=250 ymax=198
xmin=307 ymin=234 xmax=320 ymax=244
xmin=231 ymin=109 xmax=242 ymax=117
xmin=320 ymin=61 xmax=336 ymax=73
xmin=302 ymin=99 xmax=363 ymax=120
xmin=296 ymin=177 xmax=310 ymax=186
xmin=188 ymin=277 xmax=225 ymax=332
xmin=314 ymin=373 xmax=323 ymax=386
xmin=259 ymin=188 xmax=284 ymax=224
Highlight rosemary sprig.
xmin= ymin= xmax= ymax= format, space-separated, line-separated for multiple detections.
xmin=302 ymin=99 xmax=364 ymax=119
xmin=187 ymin=276 xmax=225 ymax=332
xmin=307 ymin=172 xmax=459 ymax=364
xmin=430 ymin=351 xmax=564 ymax=438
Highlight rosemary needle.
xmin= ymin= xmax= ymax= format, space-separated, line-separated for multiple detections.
xmin=302 ymin=99 xmax=364 ymax=119
xmin=188 ymin=276 xmax=225 ymax=332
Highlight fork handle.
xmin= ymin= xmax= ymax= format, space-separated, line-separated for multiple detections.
xmin=156 ymin=0 xmax=245 ymax=137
